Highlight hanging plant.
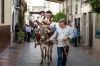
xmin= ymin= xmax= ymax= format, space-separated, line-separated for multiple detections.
xmin=90 ymin=0 xmax=100 ymax=13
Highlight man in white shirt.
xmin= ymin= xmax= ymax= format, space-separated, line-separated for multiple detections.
xmin=46 ymin=18 xmax=73 ymax=66
xmin=26 ymin=25 xmax=31 ymax=42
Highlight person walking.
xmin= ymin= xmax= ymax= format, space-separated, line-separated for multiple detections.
xmin=15 ymin=22 xmax=19 ymax=42
xmin=26 ymin=25 xmax=31 ymax=42
xmin=73 ymin=25 xmax=78 ymax=47
xmin=46 ymin=18 xmax=73 ymax=66
xmin=23 ymin=24 xmax=27 ymax=41
xmin=53 ymin=25 xmax=57 ymax=32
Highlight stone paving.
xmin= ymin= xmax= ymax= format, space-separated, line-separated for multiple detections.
xmin=16 ymin=41 xmax=100 ymax=66
xmin=0 ymin=41 xmax=100 ymax=66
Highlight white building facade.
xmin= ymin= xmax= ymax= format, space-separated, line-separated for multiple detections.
xmin=50 ymin=0 xmax=100 ymax=50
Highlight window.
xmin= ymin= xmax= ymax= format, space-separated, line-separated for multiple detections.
xmin=75 ymin=5 xmax=78 ymax=14
xmin=95 ymin=14 xmax=100 ymax=38
xmin=1 ymin=0 xmax=4 ymax=24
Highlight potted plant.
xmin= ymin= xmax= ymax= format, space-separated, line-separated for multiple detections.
xmin=17 ymin=31 xmax=25 ymax=43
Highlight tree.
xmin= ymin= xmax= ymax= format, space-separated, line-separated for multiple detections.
xmin=52 ymin=12 xmax=66 ymax=22
xmin=90 ymin=0 xmax=100 ymax=13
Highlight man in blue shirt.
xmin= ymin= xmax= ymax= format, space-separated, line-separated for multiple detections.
xmin=46 ymin=18 xmax=73 ymax=66
xmin=73 ymin=25 xmax=78 ymax=47
xmin=53 ymin=25 xmax=57 ymax=32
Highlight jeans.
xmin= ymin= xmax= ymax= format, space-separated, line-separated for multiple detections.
xmin=74 ymin=37 xmax=77 ymax=47
xmin=57 ymin=46 xmax=69 ymax=66
xmin=27 ymin=32 xmax=30 ymax=42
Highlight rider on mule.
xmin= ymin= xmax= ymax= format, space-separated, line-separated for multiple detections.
xmin=34 ymin=10 xmax=53 ymax=45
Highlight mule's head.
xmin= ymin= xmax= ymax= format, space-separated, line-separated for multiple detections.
xmin=39 ymin=26 xmax=50 ymax=43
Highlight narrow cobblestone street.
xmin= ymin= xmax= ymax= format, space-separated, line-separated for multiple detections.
xmin=0 ymin=41 xmax=100 ymax=66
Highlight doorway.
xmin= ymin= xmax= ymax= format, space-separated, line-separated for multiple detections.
xmin=89 ymin=12 xmax=93 ymax=46
xmin=82 ymin=13 xmax=86 ymax=43
xmin=78 ymin=18 xmax=80 ymax=31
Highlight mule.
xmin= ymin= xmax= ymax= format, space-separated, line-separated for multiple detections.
xmin=35 ymin=20 xmax=55 ymax=65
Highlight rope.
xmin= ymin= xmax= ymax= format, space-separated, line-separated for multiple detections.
xmin=55 ymin=38 xmax=71 ymax=65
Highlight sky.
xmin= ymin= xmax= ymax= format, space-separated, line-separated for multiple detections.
xmin=30 ymin=0 xmax=45 ymax=6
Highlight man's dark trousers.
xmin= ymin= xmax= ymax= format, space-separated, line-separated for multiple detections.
xmin=57 ymin=46 xmax=69 ymax=66
xmin=74 ymin=37 xmax=77 ymax=47
xmin=27 ymin=32 xmax=30 ymax=42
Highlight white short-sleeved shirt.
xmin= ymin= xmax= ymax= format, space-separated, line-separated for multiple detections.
xmin=44 ymin=17 xmax=53 ymax=23
xmin=37 ymin=15 xmax=44 ymax=23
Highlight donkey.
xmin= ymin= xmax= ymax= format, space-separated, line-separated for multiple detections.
xmin=35 ymin=20 xmax=55 ymax=65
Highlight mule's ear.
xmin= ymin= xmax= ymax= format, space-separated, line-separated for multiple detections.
xmin=35 ymin=20 xmax=42 ymax=27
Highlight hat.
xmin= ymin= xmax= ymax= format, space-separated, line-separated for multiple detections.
xmin=58 ymin=18 xmax=66 ymax=24
xmin=46 ymin=10 xmax=52 ymax=14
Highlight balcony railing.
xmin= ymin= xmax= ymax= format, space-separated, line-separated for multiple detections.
xmin=82 ymin=0 xmax=90 ymax=2
xmin=46 ymin=0 xmax=65 ymax=3
xmin=15 ymin=0 xmax=20 ymax=9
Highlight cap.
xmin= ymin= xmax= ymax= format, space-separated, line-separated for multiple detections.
xmin=58 ymin=18 xmax=66 ymax=23
xmin=46 ymin=10 xmax=52 ymax=14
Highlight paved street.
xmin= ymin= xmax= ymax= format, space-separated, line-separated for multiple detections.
xmin=0 ymin=41 xmax=100 ymax=66
xmin=16 ymin=41 xmax=100 ymax=66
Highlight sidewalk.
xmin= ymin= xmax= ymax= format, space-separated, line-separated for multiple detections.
xmin=0 ymin=42 xmax=25 ymax=66
xmin=77 ymin=44 xmax=100 ymax=60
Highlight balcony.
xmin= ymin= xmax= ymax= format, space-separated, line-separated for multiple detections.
xmin=46 ymin=0 xmax=65 ymax=3
xmin=15 ymin=0 xmax=20 ymax=10
xmin=82 ymin=0 xmax=90 ymax=2
xmin=66 ymin=5 xmax=72 ymax=15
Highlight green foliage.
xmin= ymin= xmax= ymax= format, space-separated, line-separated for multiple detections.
xmin=18 ymin=9 xmax=25 ymax=30
xmin=52 ymin=12 xmax=66 ymax=22
xmin=17 ymin=31 xmax=25 ymax=43
xmin=52 ymin=14 xmax=57 ymax=22
xmin=90 ymin=0 xmax=100 ymax=13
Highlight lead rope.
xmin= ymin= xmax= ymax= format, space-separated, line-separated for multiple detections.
xmin=55 ymin=38 xmax=71 ymax=65
xmin=62 ymin=40 xmax=71 ymax=65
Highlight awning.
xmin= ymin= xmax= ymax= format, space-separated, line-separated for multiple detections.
xmin=30 ymin=12 xmax=40 ymax=14
xmin=46 ymin=0 xmax=65 ymax=3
